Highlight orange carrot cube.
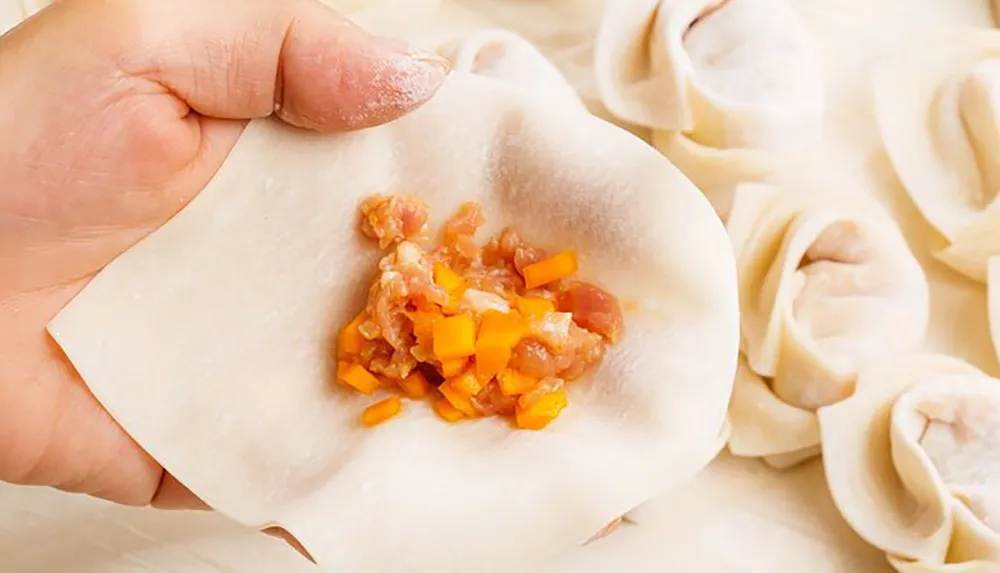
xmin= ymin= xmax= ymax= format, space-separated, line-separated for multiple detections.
xmin=362 ymin=396 xmax=403 ymax=427
xmin=522 ymin=251 xmax=578 ymax=289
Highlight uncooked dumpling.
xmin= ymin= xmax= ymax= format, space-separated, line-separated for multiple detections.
xmin=875 ymin=31 xmax=1000 ymax=283
xmin=47 ymin=74 xmax=740 ymax=573
xmin=819 ymin=355 xmax=1000 ymax=572
xmin=725 ymin=183 xmax=929 ymax=468
xmin=592 ymin=0 xmax=824 ymax=215
xmin=438 ymin=29 xmax=585 ymax=109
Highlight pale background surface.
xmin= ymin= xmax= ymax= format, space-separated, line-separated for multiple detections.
xmin=1 ymin=0 xmax=998 ymax=571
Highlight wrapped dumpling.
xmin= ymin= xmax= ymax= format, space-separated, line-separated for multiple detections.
xmin=592 ymin=0 xmax=824 ymax=216
xmin=47 ymin=74 xmax=740 ymax=573
xmin=819 ymin=355 xmax=1000 ymax=572
xmin=875 ymin=31 xmax=1000 ymax=283
xmin=438 ymin=29 xmax=586 ymax=109
xmin=725 ymin=183 xmax=929 ymax=468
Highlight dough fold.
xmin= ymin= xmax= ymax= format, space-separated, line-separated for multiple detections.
xmin=725 ymin=183 xmax=929 ymax=468
xmin=48 ymin=74 xmax=740 ymax=573
xmin=819 ymin=355 xmax=1000 ymax=573
xmin=876 ymin=31 xmax=1000 ymax=283
xmin=592 ymin=0 xmax=824 ymax=216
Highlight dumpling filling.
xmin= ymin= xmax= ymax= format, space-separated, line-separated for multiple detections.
xmin=337 ymin=194 xmax=624 ymax=430
xmin=916 ymin=391 xmax=1000 ymax=532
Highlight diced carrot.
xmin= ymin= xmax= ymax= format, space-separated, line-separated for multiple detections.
xmin=477 ymin=310 xmax=528 ymax=348
xmin=497 ymin=369 xmax=538 ymax=396
xmin=338 ymin=362 xmax=379 ymax=395
xmin=451 ymin=368 xmax=484 ymax=396
xmin=475 ymin=311 xmax=526 ymax=380
xmin=337 ymin=312 xmax=367 ymax=358
xmin=433 ymin=263 xmax=465 ymax=292
xmin=362 ymin=396 xmax=403 ymax=427
xmin=439 ymin=357 xmax=468 ymax=378
xmin=522 ymin=251 xmax=578 ymax=289
xmin=433 ymin=313 xmax=477 ymax=360
xmin=476 ymin=343 xmax=511 ymax=381
xmin=434 ymin=398 xmax=466 ymax=422
xmin=409 ymin=311 xmax=440 ymax=344
xmin=516 ymin=296 xmax=555 ymax=318
xmin=398 ymin=371 xmax=431 ymax=398
xmin=439 ymin=379 xmax=478 ymax=416
xmin=515 ymin=390 xmax=567 ymax=430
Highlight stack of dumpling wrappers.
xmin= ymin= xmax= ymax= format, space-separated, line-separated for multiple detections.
xmin=4 ymin=0 xmax=1000 ymax=572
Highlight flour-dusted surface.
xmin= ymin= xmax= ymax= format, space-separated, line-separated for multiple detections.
xmin=3 ymin=0 xmax=1000 ymax=572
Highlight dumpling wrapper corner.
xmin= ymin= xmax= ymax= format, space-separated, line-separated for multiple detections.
xmin=46 ymin=73 xmax=741 ymax=573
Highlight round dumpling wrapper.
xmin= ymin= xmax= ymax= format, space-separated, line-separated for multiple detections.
xmin=47 ymin=73 xmax=740 ymax=573
xmin=819 ymin=354 xmax=1000 ymax=571
xmin=725 ymin=182 xmax=929 ymax=467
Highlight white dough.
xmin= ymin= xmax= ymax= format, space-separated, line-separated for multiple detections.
xmin=47 ymin=74 xmax=740 ymax=573
xmin=592 ymin=0 xmax=824 ymax=214
xmin=439 ymin=29 xmax=585 ymax=109
xmin=875 ymin=31 xmax=1000 ymax=283
xmin=819 ymin=355 xmax=1000 ymax=572
xmin=725 ymin=182 xmax=929 ymax=466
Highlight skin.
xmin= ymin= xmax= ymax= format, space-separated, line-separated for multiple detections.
xmin=0 ymin=0 xmax=447 ymax=535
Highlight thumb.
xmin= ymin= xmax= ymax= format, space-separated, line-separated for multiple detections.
xmin=13 ymin=0 xmax=451 ymax=132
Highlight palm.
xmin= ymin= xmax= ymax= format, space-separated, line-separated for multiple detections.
xmin=0 ymin=15 xmax=241 ymax=502
xmin=0 ymin=0 xmax=445 ymax=506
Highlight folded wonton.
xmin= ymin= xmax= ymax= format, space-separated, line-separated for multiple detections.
xmin=875 ymin=30 xmax=1000 ymax=283
xmin=725 ymin=183 xmax=929 ymax=468
xmin=592 ymin=0 xmax=824 ymax=216
xmin=819 ymin=355 xmax=1000 ymax=573
xmin=47 ymin=74 xmax=740 ymax=573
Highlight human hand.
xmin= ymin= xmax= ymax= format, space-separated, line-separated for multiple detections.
xmin=0 ymin=0 xmax=448 ymax=510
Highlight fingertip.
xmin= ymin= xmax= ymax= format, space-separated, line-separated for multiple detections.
xmin=277 ymin=7 xmax=452 ymax=132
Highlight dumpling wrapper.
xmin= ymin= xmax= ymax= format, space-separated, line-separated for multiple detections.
xmin=438 ymin=28 xmax=585 ymax=109
xmin=725 ymin=182 xmax=929 ymax=467
xmin=47 ymin=74 xmax=740 ymax=573
xmin=990 ymin=258 xmax=1000 ymax=367
xmin=819 ymin=354 xmax=1000 ymax=572
xmin=592 ymin=0 xmax=824 ymax=216
xmin=726 ymin=356 xmax=820 ymax=469
xmin=437 ymin=28 xmax=727 ymax=522
xmin=875 ymin=30 xmax=1000 ymax=283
